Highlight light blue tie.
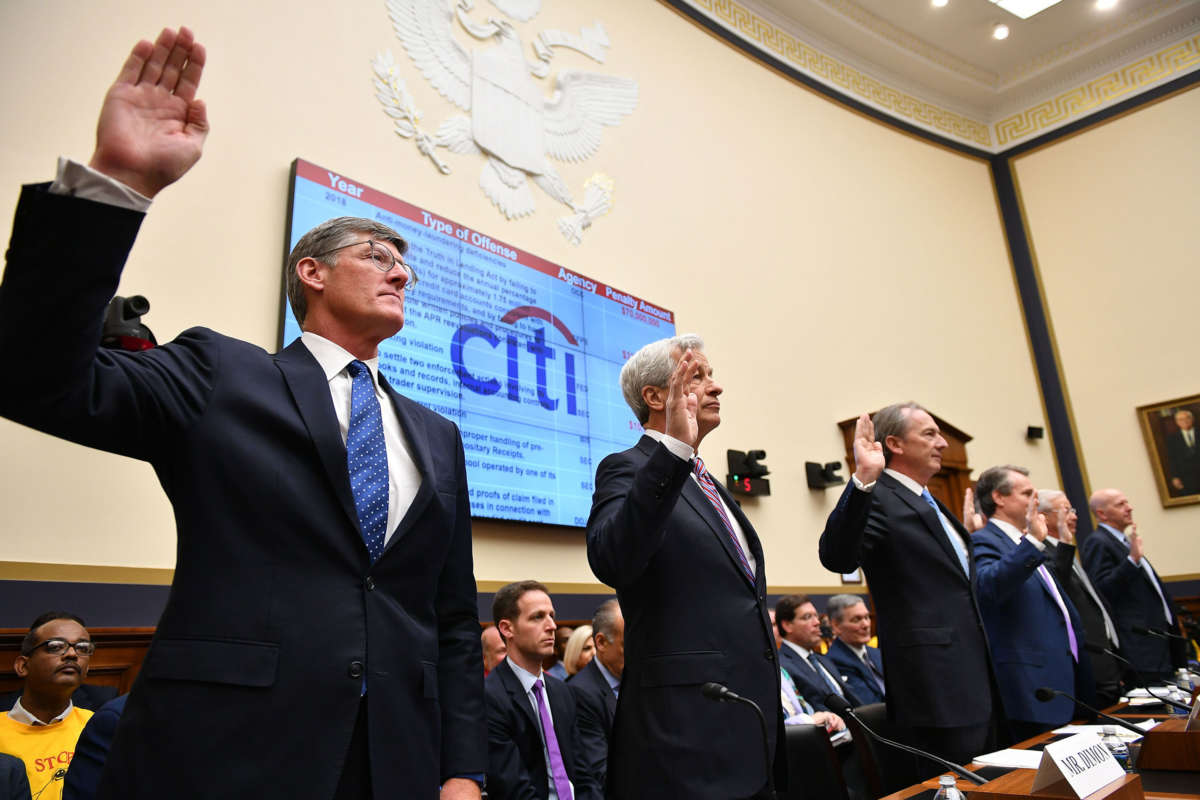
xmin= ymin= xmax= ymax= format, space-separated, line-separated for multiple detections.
xmin=346 ymin=361 xmax=389 ymax=563
xmin=921 ymin=488 xmax=970 ymax=576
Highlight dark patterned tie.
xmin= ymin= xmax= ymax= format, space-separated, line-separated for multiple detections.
xmin=346 ymin=361 xmax=388 ymax=563
xmin=693 ymin=457 xmax=754 ymax=580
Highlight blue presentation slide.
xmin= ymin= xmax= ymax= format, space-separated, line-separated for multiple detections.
xmin=282 ymin=159 xmax=676 ymax=527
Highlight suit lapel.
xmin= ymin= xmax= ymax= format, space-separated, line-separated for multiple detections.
xmin=882 ymin=474 xmax=970 ymax=585
xmin=377 ymin=375 xmax=434 ymax=555
xmin=274 ymin=340 xmax=361 ymax=539
xmin=499 ymin=662 xmax=541 ymax=735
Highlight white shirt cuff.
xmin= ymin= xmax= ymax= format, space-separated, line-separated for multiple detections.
xmin=1024 ymin=534 xmax=1046 ymax=551
xmin=851 ymin=474 xmax=876 ymax=492
xmin=49 ymin=157 xmax=152 ymax=212
xmin=658 ymin=434 xmax=695 ymax=462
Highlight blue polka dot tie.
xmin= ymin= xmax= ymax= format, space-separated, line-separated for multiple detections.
xmin=346 ymin=361 xmax=389 ymax=563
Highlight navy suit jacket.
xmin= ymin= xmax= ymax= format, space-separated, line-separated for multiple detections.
xmin=63 ymin=695 xmax=127 ymax=800
xmin=0 ymin=186 xmax=485 ymax=798
xmin=567 ymin=659 xmax=617 ymax=789
xmin=587 ymin=436 xmax=783 ymax=799
xmin=825 ymin=638 xmax=885 ymax=706
xmin=778 ymin=644 xmax=861 ymax=712
xmin=972 ymin=522 xmax=1082 ymax=725
xmin=819 ymin=474 xmax=1000 ymax=730
xmin=0 ymin=754 xmax=29 ymax=800
xmin=1081 ymin=527 xmax=1183 ymax=678
xmin=484 ymin=661 xmax=599 ymax=800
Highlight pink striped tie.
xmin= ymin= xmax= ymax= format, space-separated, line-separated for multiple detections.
xmin=693 ymin=457 xmax=754 ymax=581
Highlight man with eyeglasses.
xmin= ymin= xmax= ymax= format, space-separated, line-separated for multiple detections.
xmin=1039 ymin=490 xmax=1124 ymax=707
xmin=0 ymin=612 xmax=95 ymax=800
xmin=0 ymin=27 xmax=484 ymax=800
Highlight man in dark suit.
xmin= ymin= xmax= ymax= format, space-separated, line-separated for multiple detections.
xmin=820 ymin=404 xmax=1000 ymax=770
xmin=1165 ymin=409 xmax=1200 ymax=496
xmin=567 ymin=599 xmax=622 ymax=789
xmin=0 ymin=28 xmax=484 ymax=799
xmin=1082 ymin=489 xmax=1186 ymax=682
xmin=485 ymin=581 xmax=599 ymax=800
xmin=824 ymin=595 xmax=886 ymax=706
xmin=971 ymin=466 xmax=1084 ymax=741
xmin=587 ymin=335 xmax=782 ymax=799
xmin=775 ymin=595 xmax=861 ymax=714
xmin=1039 ymin=490 xmax=1124 ymax=707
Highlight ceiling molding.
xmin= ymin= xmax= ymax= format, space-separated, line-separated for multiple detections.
xmin=678 ymin=0 xmax=1200 ymax=152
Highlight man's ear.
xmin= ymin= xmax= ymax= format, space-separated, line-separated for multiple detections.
xmin=496 ymin=619 xmax=513 ymax=642
xmin=883 ymin=435 xmax=902 ymax=459
xmin=642 ymin=385 xmax=665 ymax=414
xmin=295 ymin=257 xmax=327 ymax=295
xmin=13 ymin=655 xmax=28 ymax=679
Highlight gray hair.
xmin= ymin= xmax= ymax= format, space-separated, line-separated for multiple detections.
xmin=285 ymin=216 xmax=408 ymax=325
xmin=592 ymin=598 xmax=621 ymax=641
xmin=975 ymin=464 xmax=1029 ymax=517
xmin=1038 ymin=489 xmax=1065 ymax=513
xmin=619 ymin=334 xmax=705 ymax=424
xmin=871 ymin=402 xmax=927 ymax=465
xmin=826 ymin=594 xmax=865 ymax=624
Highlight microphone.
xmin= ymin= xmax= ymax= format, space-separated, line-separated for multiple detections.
xmin=1131 ymin=625 xmax=1187 ymax=642
xmin=701 ymin=682 xmax=776 ymax=799
xmin=1082 ymin=643 xmax=1191 ymax=712
xmin=1034 ymin=687 xmax=1146 ymax=737
xmin=824 ymin=694 xmax=987 ymax=785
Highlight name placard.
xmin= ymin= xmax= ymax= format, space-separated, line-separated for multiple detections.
xmin=1031 ymin=732 xmax=1126 ymax=797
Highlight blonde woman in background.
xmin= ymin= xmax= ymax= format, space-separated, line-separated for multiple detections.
xmin=563 ymin=624 xmax=595 ymax=677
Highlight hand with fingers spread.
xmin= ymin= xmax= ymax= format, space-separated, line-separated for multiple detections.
xmin=664 ymin=349 xmax=699 ymax=450
xmin=1025 ymin=492 xmax=1048 ymax=542
xmin=962 ymin=487 xmax=985 ymax=533
xmin=1127 ymin=523 xmax=1143 ymax=562
xmin=851 ymin=413 xmax=885 ymax=485
xmin=89 ymin=26 xmax=209 ymax=198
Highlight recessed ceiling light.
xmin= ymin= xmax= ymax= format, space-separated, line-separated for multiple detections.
xmin=1095 ymin=0 xmax=1118 ymax=10
xmin=993 ymin=23 xmax=1010 ymax=40
xmin=987 ymin=0 xmax=1063 ymax=20
xmin=932 ymin=0 xmax=949 ymax=7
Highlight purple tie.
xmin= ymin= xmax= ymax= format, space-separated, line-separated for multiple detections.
xmin=532 ymin=679 xmax=573 ymax=800
xmin=693 ymin=457 xmax=754 ymax=581
xmin=1037 ymin=565 xmax=1078 ymax=662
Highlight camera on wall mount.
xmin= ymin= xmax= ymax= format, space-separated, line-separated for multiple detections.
xmin=101 ymin=295 xmax=157 ymax=351
xmin=727 ymin=450 xmax=770 ymax=496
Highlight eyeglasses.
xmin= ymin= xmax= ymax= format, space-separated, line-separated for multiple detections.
xmin=311 ymin=239 xmax=418 ymax=289
xmin=796 ymin=612 xmax=819 ymax=622
xmin=25 ymin=638 xmax=95 ymax=657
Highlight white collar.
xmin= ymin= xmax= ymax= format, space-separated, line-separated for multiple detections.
xmin=782 ymin=639 xmax=813 ymax=659
xmin=884 ymin=468 xmax=925 ymax=496
xmin=990 ymin=517 xmax=1025 ymax=545
xmin=505 ymin=657 xmax=545 ymax=695
xmin=301 ymin=331 xmax=380 ymax=383
xmin=594 ymin=658 xmax=620 ymax=690
xmin=8 ymin=697 xmax=73 ymax=727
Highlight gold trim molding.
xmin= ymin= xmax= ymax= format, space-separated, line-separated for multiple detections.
xmin=675 ymin=0 xmax=1200 ymax=152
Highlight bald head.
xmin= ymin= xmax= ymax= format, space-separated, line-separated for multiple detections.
xmin=1090 ymin=488 xmax=1133 ymax=530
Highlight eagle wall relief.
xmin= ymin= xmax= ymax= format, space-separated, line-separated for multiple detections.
xmin=372 ymin=0 xmax=639 ymax=244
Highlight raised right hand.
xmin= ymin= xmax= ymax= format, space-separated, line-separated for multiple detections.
xmin=851 ymin=413 xmax=884 ymax=485
xmin=962 ymin=488 xmax=985 ymax=533
xmin=663 ymin=349 xmax=699 ymax=450
xmin=1128 ymin=523 xmax=1143 ymax=562
xmin=89 ymin=27 xmax=209 ymax=198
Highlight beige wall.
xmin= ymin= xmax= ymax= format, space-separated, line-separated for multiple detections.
xmin=1013 ymin=87 xmax=1200 ymax=570
xmin=1 ymin=0 xmax=1060 ymax=588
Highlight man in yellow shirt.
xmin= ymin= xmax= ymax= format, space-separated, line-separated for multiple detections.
xmin=0 ymin=613 xmax=95 ymax=799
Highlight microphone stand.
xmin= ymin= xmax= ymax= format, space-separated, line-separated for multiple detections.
xmin=1034 ymin=687 xmax=1148 ymax=737
xmin=824 ymin=695 xmax=987 ymax=785
xmin=701 ymin=683 xmax=776 ymax=799
xmin=1085 ymin=642 xmax=1191 ymax=712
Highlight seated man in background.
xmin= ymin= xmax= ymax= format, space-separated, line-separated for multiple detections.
xmin=482 ymin=626 xmax=507 ymax=676
xmin=568 ymin=599 xmax=623 ymax=788
xmin=776 ymin=595 xmax=861 ymax=714
xmin=485 ymin=581 xmax=597 ymax=800
xmin=824 ymin=595 xmax=886 ymax=706
xmin=0 ymin=612 xmax=95 ymax=800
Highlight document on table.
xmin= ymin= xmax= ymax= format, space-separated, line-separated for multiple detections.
xmin=1051 ymin=720 xmax=1157 ymax=740
xmin=971 ymin=749 xmax=1044 ymax=769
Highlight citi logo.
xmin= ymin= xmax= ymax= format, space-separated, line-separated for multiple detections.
xmin=451 ymin=306 xmax=580 ymax=415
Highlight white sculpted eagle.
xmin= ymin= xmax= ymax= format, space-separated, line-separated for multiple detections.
xmin=381 ymin=0 xmax=638 ymax=228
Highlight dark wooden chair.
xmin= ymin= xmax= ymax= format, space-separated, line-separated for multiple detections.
xmin=777 ymin=723 xmax=850 ymax=800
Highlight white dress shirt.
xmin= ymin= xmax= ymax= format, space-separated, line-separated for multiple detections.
xmin=643 ymin=429 xmax=757 ymax=576
xmin=7 ymin=697 xmax=73 ymax=726
xmin=505 ymin=659 xmax=574 ymax=800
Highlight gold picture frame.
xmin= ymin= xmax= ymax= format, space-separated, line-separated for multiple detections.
xmin=1136 ymin=393 xmax=1200 ymax=508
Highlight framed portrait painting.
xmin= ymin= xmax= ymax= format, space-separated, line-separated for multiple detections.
xmin=1137 ymin=393 xmax=1200 ymax=508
